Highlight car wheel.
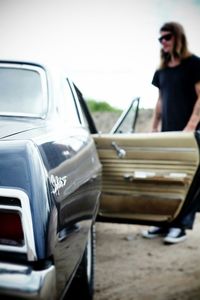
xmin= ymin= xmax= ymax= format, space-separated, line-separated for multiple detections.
xmin=66 ymin=224 xmax=95 ymax=300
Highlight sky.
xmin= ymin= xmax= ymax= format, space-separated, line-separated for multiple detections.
xmin=0 ymin=0 xmax=200 ymax=109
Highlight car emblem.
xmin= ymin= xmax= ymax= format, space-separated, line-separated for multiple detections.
xmin=50 ymin=175 xmax=67 ymax=195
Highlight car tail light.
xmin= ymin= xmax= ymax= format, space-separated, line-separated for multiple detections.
xmin=0 ymin=211 xmax=24 ymax=246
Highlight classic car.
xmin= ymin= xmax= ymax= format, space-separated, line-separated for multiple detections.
xmin=0 ymin=61 xmax=101 ymax=300
xmin=0 ymin=60 xmax=200 ymax=300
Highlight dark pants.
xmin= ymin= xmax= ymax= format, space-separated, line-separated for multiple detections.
xmin=171 ymin=193 xmax=200 ymax=229
xmin=171 ymin=211 xmax=196 ymax=230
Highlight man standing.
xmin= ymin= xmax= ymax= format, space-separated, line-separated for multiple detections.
xmin=142 ymin=22 xmax=200 ymax=244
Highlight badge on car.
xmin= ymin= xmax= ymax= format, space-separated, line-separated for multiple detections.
xmin=50 ymin=174 xmax=67 ymax=195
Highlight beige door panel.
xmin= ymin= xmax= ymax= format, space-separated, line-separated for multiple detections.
xmin=93 ymin=132 xmax=199 ymax=223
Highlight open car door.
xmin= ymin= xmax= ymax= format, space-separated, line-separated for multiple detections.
xmin=93 ymin=100 xmax=200 ymax=227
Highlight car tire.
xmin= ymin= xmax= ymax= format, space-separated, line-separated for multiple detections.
xmin=66 ymin=224 xmax=95 ymax=300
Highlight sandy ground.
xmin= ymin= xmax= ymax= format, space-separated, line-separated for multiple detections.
xmin=94 ymin=215 xmax=200 ymax=300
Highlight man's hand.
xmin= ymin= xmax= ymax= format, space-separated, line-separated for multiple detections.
xmin=184 ymin=82 xmax=200 ymax=131
xmin=151 ymin=94 xmax=162 ymax=133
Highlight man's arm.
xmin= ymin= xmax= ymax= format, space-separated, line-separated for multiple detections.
xmin=184 ymin=81 xmax=200 ymax=131
xmin=152 ymin=92 xmax=162 ymax=132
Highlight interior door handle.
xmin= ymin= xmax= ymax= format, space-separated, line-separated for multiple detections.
xmin=111 ymin=141 xmax=126 ymax=159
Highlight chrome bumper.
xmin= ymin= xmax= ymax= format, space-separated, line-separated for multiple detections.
xmin=0 ymin=262 xmax=56 ymax=299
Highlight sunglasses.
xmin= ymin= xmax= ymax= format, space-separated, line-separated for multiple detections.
xmin=158 ymin=33 xmax=173 ymax=43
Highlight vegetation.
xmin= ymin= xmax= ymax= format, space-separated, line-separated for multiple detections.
xmin=86 ymin=99 xmax=122 ymax=113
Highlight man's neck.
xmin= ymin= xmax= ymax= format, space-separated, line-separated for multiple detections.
xmin=168 ymin=55 xmax=180 ymax=67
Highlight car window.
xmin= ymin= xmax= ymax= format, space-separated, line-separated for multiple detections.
xmin=72 ymin=84 xmax=98 ymax=133
xmin=0 ymin=66 xmax=48 ymax=118
xmin=61 ymin=79 xmax=81 ymax=125
xmin=110 ymin=97 xmax=139 ymax=134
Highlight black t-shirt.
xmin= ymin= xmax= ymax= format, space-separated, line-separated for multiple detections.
xmin=152 ymin=55 xmax=200 ymax=131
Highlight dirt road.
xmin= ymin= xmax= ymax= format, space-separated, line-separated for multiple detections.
xmin=94 ymin=215 xmax=200 ymax=300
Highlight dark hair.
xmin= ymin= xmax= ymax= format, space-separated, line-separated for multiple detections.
xmin=159 ymin=22 xmax=191 ymax=68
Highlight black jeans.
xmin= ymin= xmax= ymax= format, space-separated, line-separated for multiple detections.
xmin=171 ymin=195 xmax=199 ymax=230
xmin=171 ymin=211 xmax=196 ymax=230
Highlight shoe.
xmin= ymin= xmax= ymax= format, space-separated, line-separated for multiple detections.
xmin=142 ymin=226 xmax=168 ymax=239
xmin=163 ymin=228 xmax=187 ymax=244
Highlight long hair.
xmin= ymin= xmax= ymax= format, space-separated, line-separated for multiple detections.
xmin=159 ymin=22 xmax=191 ymax=69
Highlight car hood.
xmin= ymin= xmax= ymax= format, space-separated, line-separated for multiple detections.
xmin=0 ymin=119 xmax=42 ymax=139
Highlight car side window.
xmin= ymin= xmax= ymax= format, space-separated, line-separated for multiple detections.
xmin=72 ymin=84 xmax=98 ymax=133
xmin=61 ymin=79 xmax=81 ymax=125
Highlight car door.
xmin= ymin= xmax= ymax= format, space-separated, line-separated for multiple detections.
xmin=92 ymin=101 xmax=200 ymax=227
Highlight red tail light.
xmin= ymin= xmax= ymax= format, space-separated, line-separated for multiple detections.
xmin=0 ymin=211 xmax=24 ymax=246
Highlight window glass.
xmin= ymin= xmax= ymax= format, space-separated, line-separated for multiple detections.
xmin=73 ymin=83 xmax=98 ymax=133
xmin=111 ymin=98 xmax=139 ymax=134
xmin=0 ymin=67 xmax=47 ymax=117
xmin=62 ymin=79 xmax=81 ymax=125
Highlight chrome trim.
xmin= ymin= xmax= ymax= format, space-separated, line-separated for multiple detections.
xmin=67 ymin=78 xmax=86 ymax=125
xmin=111 ymin=141 xmax=126 ymax=158
xmin=0 ymin=262 xmax=56 ymax=299
xmin=0 ymin=188 xmax=37 ymax=260
xmin=124 ymin=147 xmax=197 ymax=153
xmin=0 ymin=63 xmax=48 ymax=119
xmin=124 ymin=171 xmax=188 ymax=180
xmin=101 ymin=145 xmax=196 ymax=153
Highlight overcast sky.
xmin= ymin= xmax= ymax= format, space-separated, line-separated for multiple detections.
xmin=0 ymin=0 xmax=200 ymax=109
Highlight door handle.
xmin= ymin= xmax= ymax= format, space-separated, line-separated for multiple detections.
xmin=111 ymin=141 xmax=126 ymax=159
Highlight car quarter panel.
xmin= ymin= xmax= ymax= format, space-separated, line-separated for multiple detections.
xmin=37 ymin=126 xmax=101 ymax=296
xmin=2 ymin=124 xmax=102 ymax=297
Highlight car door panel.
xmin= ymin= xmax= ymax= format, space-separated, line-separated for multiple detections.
xmin=94 ymin=131 xmax=199 ymax=224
